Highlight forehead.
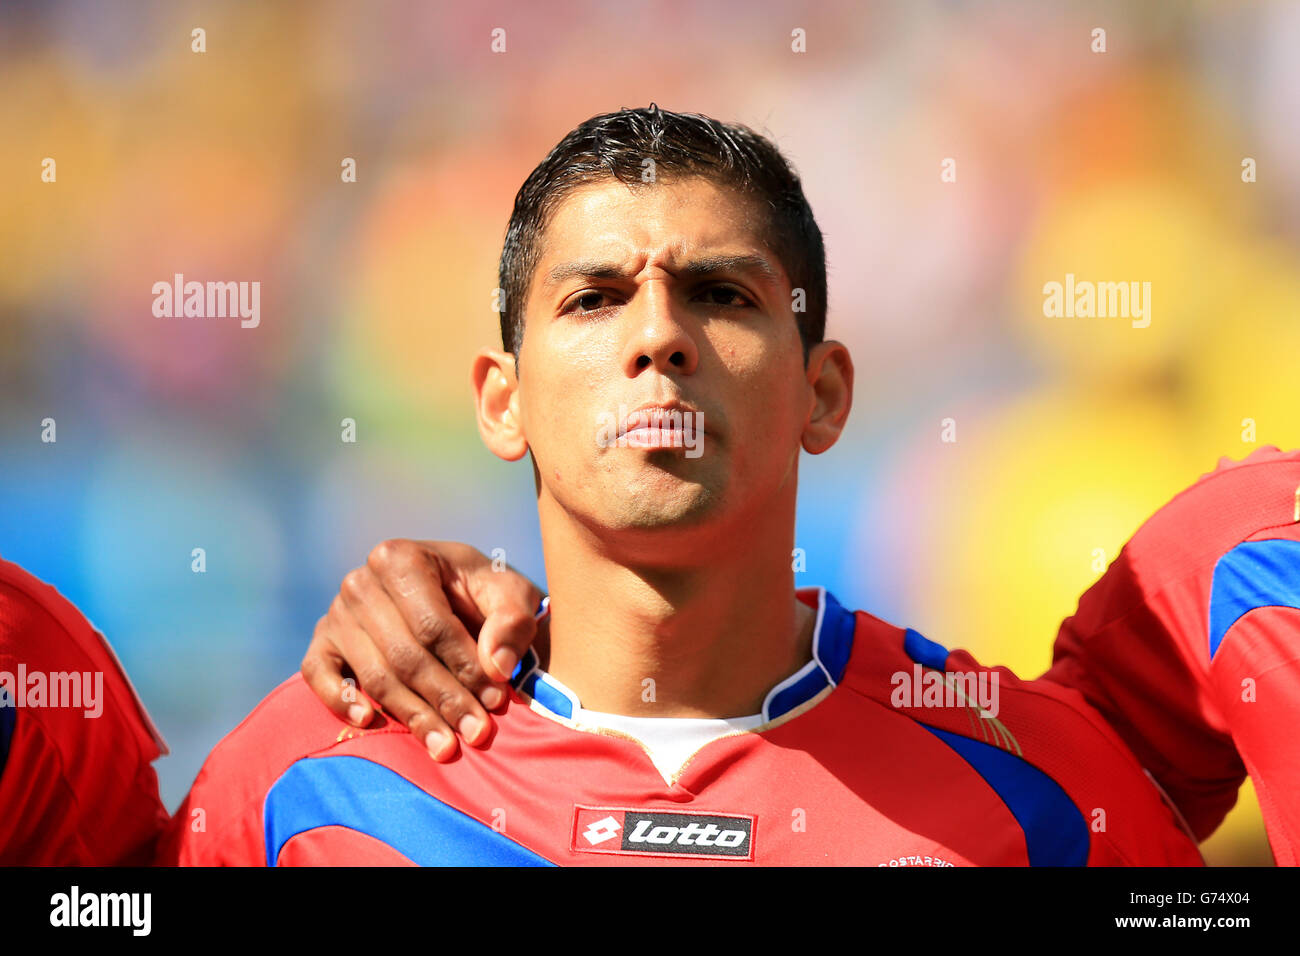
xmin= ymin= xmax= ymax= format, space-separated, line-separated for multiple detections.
xmin=534 ymin=177 xmax=781 ymax=287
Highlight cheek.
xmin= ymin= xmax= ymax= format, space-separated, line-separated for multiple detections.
xmin=528 ymin=330 xmax=618 ymax=438
xmin=720 ymin=334 xmax=799 ymax=393
xmin=726 ymin=358 xmax=809 ymax=446
xmin=521 ymin=376 xmax=597 ymax=464
xmin=714 ymin=321 xmax=792 ymax=375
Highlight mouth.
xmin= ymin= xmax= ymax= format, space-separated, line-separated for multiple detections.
xmin=617 ymin=402 xmax=707 ymax=441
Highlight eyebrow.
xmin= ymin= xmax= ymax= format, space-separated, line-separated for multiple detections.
xmin=543 ymin=254 xmax=783 ymax=291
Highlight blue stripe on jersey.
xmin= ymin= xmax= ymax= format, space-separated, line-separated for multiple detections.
xmin=526 ymin=674 xmax=574 ymax=719
xmin=1208 ymin=539 xmax=1300 ymax=660
xmin=903 ymin=628 xmax=950 ymax=672
xmin=767 ymin=667 xmax=829 ymax=721
xmin=758 ymin=590 xmax=858 ymax=720
xmin=920 ymin=725 xmax=1090 ymax=866
xmin=263 ymin=755 xmax=555 ymax=867
xmin=512 ymin=647 xmax=539 ymax=685
xmin=818 ymin=590 xmax=856 ymax=684
xmin=0 ymin=693 xmax=14 ymax=781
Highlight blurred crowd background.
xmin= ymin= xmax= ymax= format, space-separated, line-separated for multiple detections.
xmin=2 ymin=0 xmax=1297 ymax=864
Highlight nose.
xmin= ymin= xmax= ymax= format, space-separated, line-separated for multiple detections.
xmin=619 ymin=280 xmax=699 ymax=377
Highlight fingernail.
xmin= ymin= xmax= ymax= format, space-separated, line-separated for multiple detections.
xmin=480 ymin=686 xmax=505 ymax=710
xmin=458 ymin=714 xmax=485 ymax=742
xmin=493 ymin=647 xmax=518 ymax=679
xmin=424 ymin=730 xmax=451 ymax=759
xmin=347 ymin=704 xmax=368 ymax=725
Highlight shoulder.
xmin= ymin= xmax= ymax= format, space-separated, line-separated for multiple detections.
xmin=0 ymin=558 xmax=162 ymax=735
xmin=837 ymin=609 xmax=1201 ymax=864
xmin=179 ymin=674 xmax=399 ymax=794
xmin=1198 ymin=444 xmax=1300 ymax=483
xmin=0 ymin=558 xmax=168 ymax=863
xmin=1125 ymin=445 xmax=1300 ymax=572
xmin=161 ymin=674 xmax=570 ymax=866
xmin=158 ymin=674 xmax=408 ymax=865
xmin=840 ymin=608 xmax=1140 ymax=758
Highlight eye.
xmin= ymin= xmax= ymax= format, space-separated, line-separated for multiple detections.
xmin=564 ymin=290 xmax=618 ymax=314
xmin=563 ymin=284 xmax=756 ymax=315
xmin=697 ymin=284 xmax=756 ymax=308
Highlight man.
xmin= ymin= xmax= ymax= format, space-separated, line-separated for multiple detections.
xmin=1049 ymin=445 xmax=1300 ymax=862
xmin=161 ymin=104 xmax=1200 ymax=865
xmin=0 ymin=557 xmax=169 ymax=864
xmin=304 ymin=447 xmax=1300 ymax=864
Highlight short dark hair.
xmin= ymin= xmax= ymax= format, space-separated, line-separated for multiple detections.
xmin=498 ymin=104 xmax=827 ymax=362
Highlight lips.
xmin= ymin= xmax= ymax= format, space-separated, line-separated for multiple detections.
xmin=618 ymin=402 xmax=704 ymax=439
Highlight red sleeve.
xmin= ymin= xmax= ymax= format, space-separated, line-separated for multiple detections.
xmin=0 ymin=559 xmax=170 ymax=865
xmin=1045 ymin=446 xmax=1300 ymax=859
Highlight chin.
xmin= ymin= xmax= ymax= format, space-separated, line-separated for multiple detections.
xmin=605 ymin=484 xmax=725 ymax=533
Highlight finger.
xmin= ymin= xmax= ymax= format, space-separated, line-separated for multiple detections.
xmin=476 ymin=599 xmax=540 ymax=685
xmin=365 ymin=541 xmax=504 ymax=711
xmin=341 ymin=562 xmax=494 ymax=747
xmin=465 ymin=561 xmax=544 ymax=684
xmin=327 ymin=597 xmax=461 ymax=761
xmin=301 ymin=617 xmax=375 ymax=727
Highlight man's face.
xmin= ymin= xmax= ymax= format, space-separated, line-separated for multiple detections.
xmin=513 ymin=175 xmax=815 ymax=543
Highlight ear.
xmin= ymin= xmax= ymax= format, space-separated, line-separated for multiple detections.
xmin=471 ymin=349 xmax=529 ymax=461
xmin=801 ymin=340 xmax=854 ymax=455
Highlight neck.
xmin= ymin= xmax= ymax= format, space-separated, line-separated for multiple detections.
xmin=535 ymin=487 xmax=815 ymax=719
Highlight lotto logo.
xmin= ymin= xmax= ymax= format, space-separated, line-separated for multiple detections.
xmin=571 ymin=806 xmax=755 ymax=860
xmin=582 ymin=816 xmax=622 ymax=845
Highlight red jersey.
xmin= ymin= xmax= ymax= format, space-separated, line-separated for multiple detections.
xmin=159 ymin=588 xmax=1200 ymax=866
xmin=1049 ymin=445 xmax=1300 ymax=863
xmin=0 ymin=557 xmax=169 ymax=864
